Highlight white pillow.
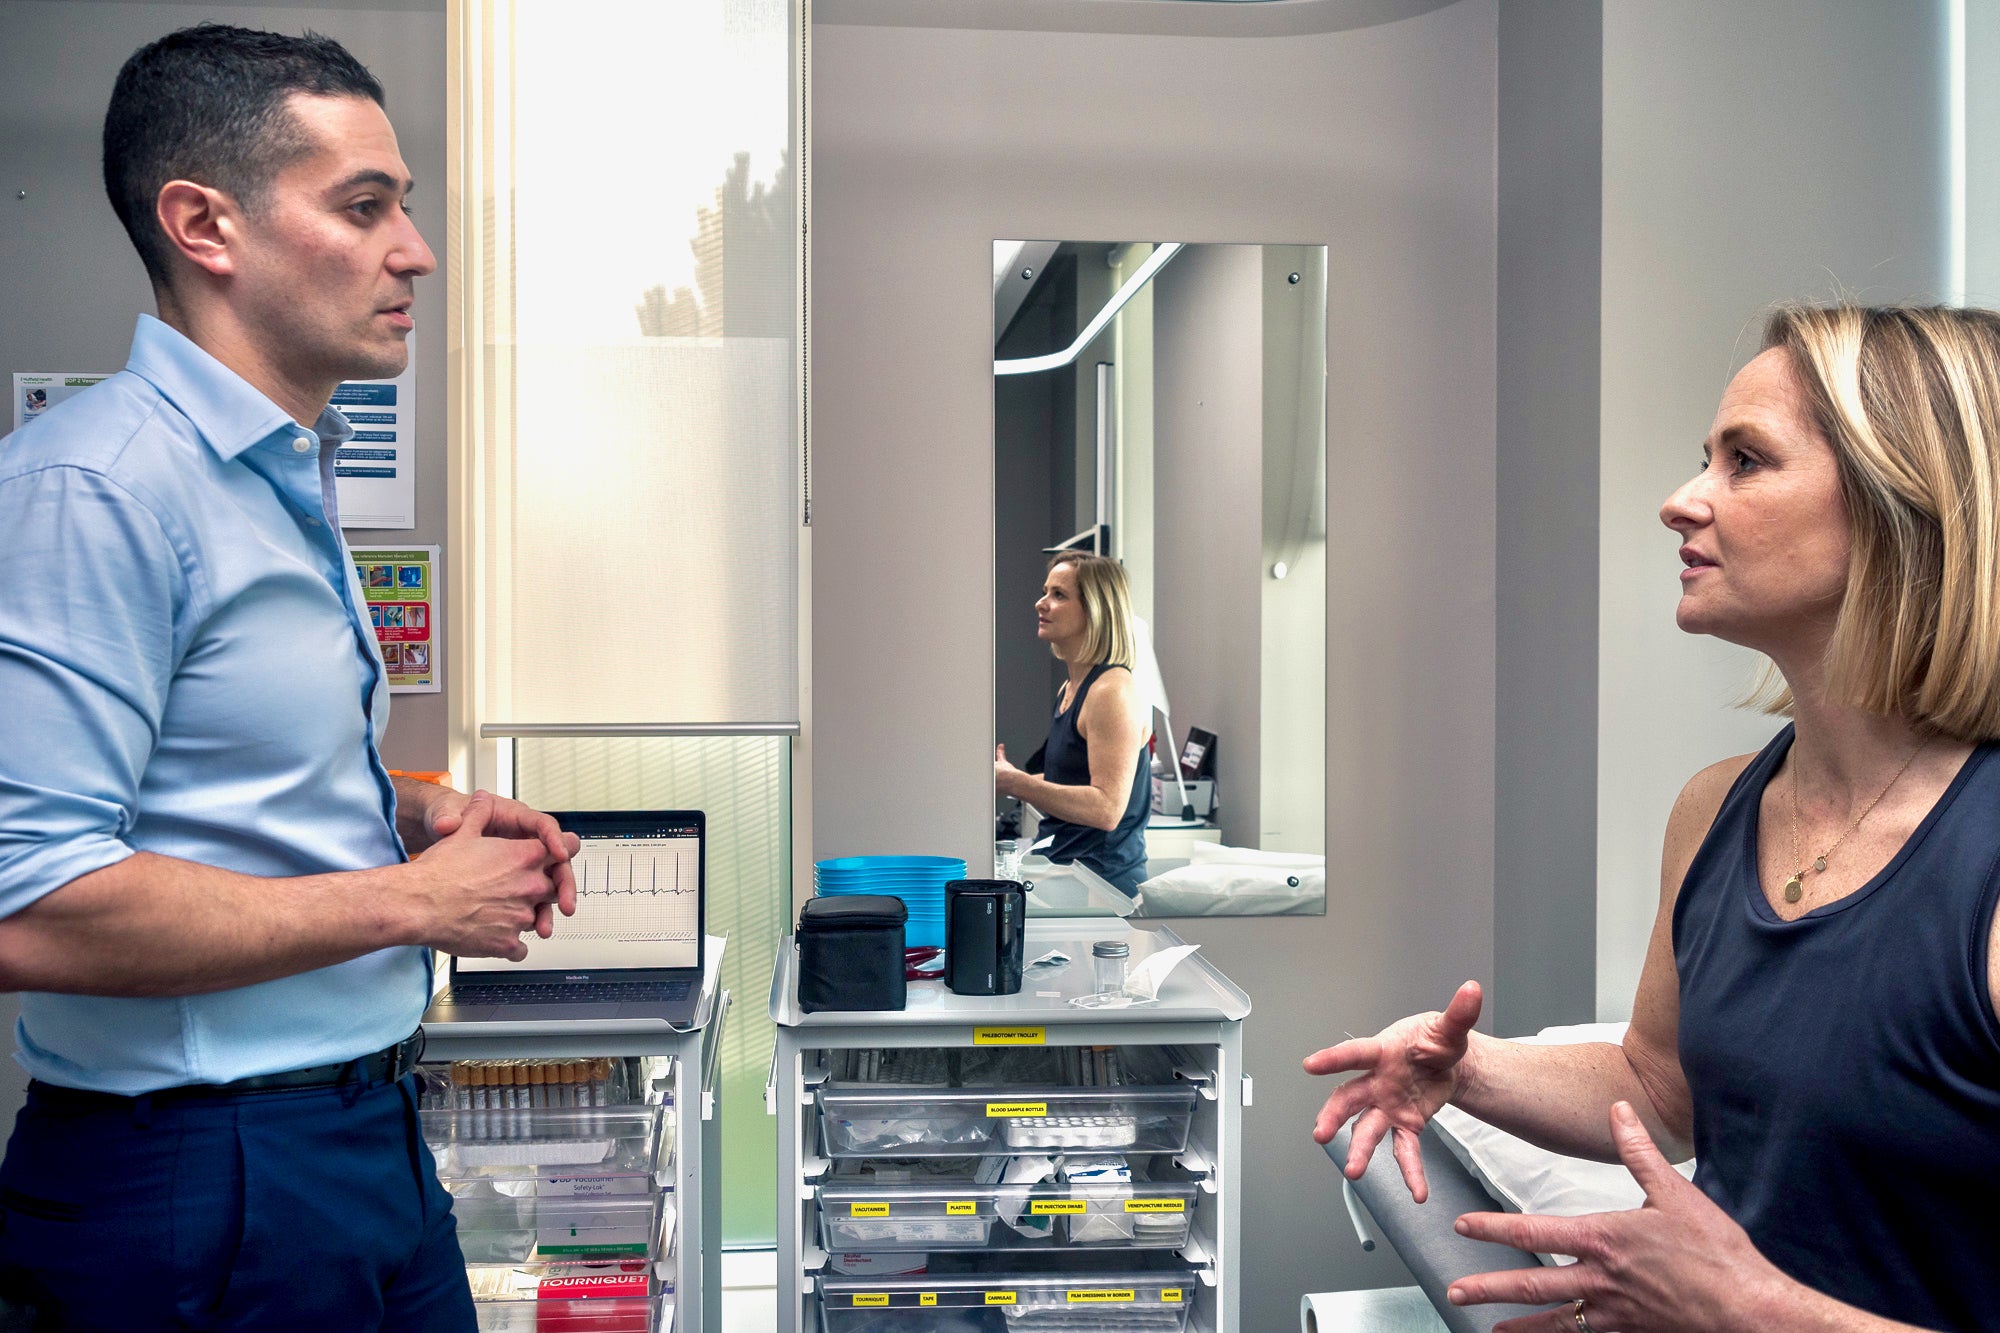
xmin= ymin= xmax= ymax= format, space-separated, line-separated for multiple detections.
xmin=1135 ymin=860 xmax=1324 ymax=915
xmin=1429 ymin=1021 xmax=1696 ymax=1265
xmin=1187 ymin=840 xmax=1325 ymax=869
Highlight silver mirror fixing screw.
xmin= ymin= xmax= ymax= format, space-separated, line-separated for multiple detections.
xmin=1287 ymin=271 xmax=1301 ymax=285
xmin=1021 ymin=268 xmax=1034 ymax=280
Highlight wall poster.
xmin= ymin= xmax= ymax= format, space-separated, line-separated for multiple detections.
xmin=13 ymin=372 xmax=113 ymax=434
xmin=332 ymin=334 xmax=417 ymax=529
xmin=351 ymin=545 xmax=439 ymax=693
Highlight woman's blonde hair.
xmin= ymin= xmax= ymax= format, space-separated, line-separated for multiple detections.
xmin=1758 ymin=303 xmax=2000 ymax=739
xmin=1046 ymin=551 xmax=1136 ymax=669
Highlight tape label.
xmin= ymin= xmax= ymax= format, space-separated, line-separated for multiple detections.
xmin=973 ymin=1027 xmax=1045 ymax=1045
xmin=920 ymin=1294 xmax=938 ymax=1307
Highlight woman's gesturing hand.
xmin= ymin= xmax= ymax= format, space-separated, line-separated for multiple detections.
xmin=1302 ymin=979 xmax=1484 ymax=1203
xmin=1448 ymin=1102 xmax=1792 ymax=1333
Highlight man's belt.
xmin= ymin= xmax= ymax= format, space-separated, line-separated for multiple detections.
xmin=33 ymin=1029 xmax=425 ymax=1105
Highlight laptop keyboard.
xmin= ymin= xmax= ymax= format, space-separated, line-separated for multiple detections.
xmin=444 ymin=979 xmax=693 ymax=1005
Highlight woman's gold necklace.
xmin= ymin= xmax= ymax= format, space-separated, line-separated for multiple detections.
xmin=1785 ymin=741 xmax=1924 ymax=904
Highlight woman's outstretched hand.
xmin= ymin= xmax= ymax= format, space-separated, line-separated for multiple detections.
xmin=1303 ymin=979 xmax=1484 ymax=1203
xmin=1449 ymin=1102 xmax=1792 ymax=1333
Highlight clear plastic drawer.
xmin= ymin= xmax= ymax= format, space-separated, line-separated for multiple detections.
xmin=817 ymin=1085 xmax=1198 ymax=1158
xmin=422 ymin=1105 xmax=671 ymax=1183
xmin=452 ymin=1190 xmax=664 ymax=1266
xmin=816 ymin=1268 xmax=1195 ymax=1332
xmin=467 ymin=1267 xmax=672 ymax=1332
xmin=816 ymin=1172 xmax=1200 ymax=1251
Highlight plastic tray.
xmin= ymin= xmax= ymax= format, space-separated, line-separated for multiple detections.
xmin=817 ymin=1085 xmax=1198 ymax=1158
xmin=422 ymin=1105 xmax=670 ymax=1183
xmin=816 ymin=1174 xmax=1199 ymax=1251
xmin=453 ymin=1191 xmax=664 ymax=1266
xmin=816 ymin=1267 xmax=1194 ymax=1332
xmin=468 ymin=1266 xmax=672 ymax=1333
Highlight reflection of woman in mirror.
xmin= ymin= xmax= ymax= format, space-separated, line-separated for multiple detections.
xmin=994 ymin=552 xmax=1152 ymax=895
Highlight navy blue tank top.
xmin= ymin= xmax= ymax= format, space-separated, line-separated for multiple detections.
xmin=1036 ymin=664 xmax=1150 ymax=894
xmin=1674 ymin=725 xmax=2000 ymax=1330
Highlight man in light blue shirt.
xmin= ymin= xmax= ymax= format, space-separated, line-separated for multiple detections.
xmin=0 ymin=25 xmax=576 ymax=1330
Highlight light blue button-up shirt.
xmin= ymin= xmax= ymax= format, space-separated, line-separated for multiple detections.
xmin=0 ymin=315 xmax=428 ymax=1094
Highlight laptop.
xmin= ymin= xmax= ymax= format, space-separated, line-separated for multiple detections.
xmin=422 ymin=810 xmax=706 ymax=1027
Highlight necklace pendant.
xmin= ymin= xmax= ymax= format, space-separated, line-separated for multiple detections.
xmin=1784 ymin=873 xmax=1804 ymax=904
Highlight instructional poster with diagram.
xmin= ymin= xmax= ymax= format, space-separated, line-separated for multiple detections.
xmin=331 ymin=336 xmax=417 ymax=529
xmin=351 ymin=545 xmax=439 ymax=693
xmin=13 ymin=372 xmax=113 ymax=434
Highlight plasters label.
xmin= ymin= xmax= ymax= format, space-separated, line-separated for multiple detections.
xmin=945 ymin=1201 xmax=977 ymax=1215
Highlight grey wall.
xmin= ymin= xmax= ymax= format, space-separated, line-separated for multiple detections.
xmin=1492 ymin=0 xmax=1600 ymax=1038
xmin=1594 ymin=2 xmax=1951 ymax=1018
xmin=810 ymin=4 xmax=1499 ymax=1317
xmin=0 ymin=0 xmax=447 ymax=1120
xmin=1152 ymin=244 xmax=1266 ymax=848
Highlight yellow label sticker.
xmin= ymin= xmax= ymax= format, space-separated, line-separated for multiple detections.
xmin=920 ymin=1294 xmax=938 ymax=1307
xmin=945 ymin=1201 xmax=977 ymax=1215
xmin=1124 ymin=1198 xmax=1187 ymax=1213
xmin=985 ymin=1292 xmax=1016 ymax=1306
xmin=852 ymin=1294 xmax=888 ymax=1308
xmin=985 ymin=1101 xmax=1048 ymax=1117
xmin=1067 ymin=1289 xmax=1136 ymax=1304
xmin=973 ymin=1027 xmax=1045 ymax=1046
xmin=1162 ymin=1289 xmax=1184 ymax=1303
xmin=849 ymin=1203 xmax=890 ymax=1217
xmin=1031 ymin=1199 xmax=1088 ymax=1215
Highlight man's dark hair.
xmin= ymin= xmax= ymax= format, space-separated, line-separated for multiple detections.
xmin=102 ymin=24 xmax=384 ymax=289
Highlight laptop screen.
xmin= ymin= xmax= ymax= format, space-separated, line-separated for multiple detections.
xmin=455 ymin=811 xmax=703 ymax=975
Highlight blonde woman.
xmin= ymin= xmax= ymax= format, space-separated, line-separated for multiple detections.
xmin=995 ymin=552 xmax=1153 ymax=894
xmin=1309 ymin=306 xmax=2000 ymax=1332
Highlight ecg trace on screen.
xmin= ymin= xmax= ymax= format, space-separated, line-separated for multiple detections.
xmin=568 ymin=837 xmax=699 ymax=942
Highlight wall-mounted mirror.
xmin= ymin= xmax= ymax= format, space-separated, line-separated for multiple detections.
xmin=993 ymin=241 xmax=1326 ymax=918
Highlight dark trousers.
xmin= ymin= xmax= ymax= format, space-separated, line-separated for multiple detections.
xmin=0 ymin=1073 xmax=475 ymax=1331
